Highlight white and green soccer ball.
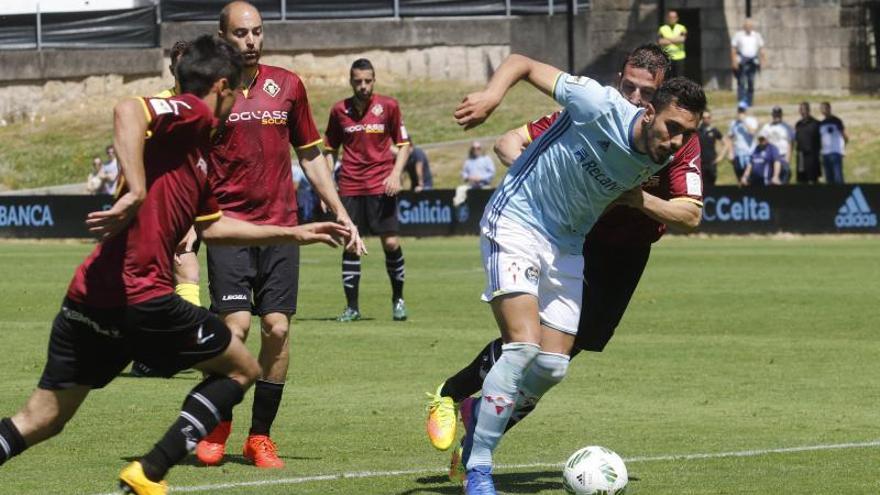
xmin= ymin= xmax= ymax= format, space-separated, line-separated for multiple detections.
xmin=562 ymin=446 xmax=628 ymax=495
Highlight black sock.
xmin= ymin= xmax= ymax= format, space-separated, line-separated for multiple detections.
xmin=250 ymin=380 xmax=284 ymax=436
xmin=342 ymin=252 xmax=361 ymax=310
xmin=384 ymin=247 xmax=405 ymax=301
xmin=141 ymin=376 xmax=244 ymax=482
xmin=0 ymin=417 xmax=27 ymax=466
xmin=440 ymin=338 xmax=503 ymax=402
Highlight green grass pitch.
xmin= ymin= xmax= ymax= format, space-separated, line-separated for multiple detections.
xmin=0 ymin=235 xmax=878 ymax=494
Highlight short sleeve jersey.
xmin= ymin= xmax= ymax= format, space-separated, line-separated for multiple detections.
xmin=324 ymin=94 xmax=409 ymax=196
xmin=729 ymin=118 xmax=755 ymax=156
xmin=749 ymin=143 xmax=780 ymax=184
xmin=819 ymin=116 xmax=846 ymax=155
xmin=761 ymin=122 xmax=794 ymax=159
xmin=527 ymin=110 xmax=703 ymax=246
xmin=487 ymin=74 xmax=666 ymax=253
xmin=795 ymin=116 xmax=821 ymax=154
xmin=208 ymin=64 xmax=322 ymax=226
xmin=67 ymin=94 xmax=220 ymax=308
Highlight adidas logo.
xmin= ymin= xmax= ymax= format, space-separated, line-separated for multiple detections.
xmin=835 ymin=187 xmax=877 ymax=228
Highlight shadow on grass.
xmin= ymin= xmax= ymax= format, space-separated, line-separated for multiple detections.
xmin=121 ymin=454 xmax=322 ymax=467
xmin=398 ymin=470 xmax=561 ymax=494
xmin=295 ymin=317 xmax=377 ymax=322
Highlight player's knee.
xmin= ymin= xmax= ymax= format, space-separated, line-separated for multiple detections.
xmin=261 ymin=321 xmax=289 ymax=342
xmin=501 ymin=342 xmax=541 ymax=368
xmin=381 ymin=236 xmax=400 ymax=252
xmin=533 ymin=352 xmax=570 ymax=384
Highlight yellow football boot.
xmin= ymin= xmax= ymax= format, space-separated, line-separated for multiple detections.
xmin=118 ymin=461 xmax=168 ymax=495
xmin=425 ymin=383 xmax=457 ymax=451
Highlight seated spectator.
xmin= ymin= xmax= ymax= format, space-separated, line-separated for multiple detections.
xmin=403 ymin=143 xmax=432 ymax=192
xmin=460 ymin=141 xmax=495 ymax=188
xmin=741 ymin=130 xmax=782 ymax=186
xmin=101 ymin=145 xmax=119 ymax=195
xmin=292 ymin=161 xmax=317 ymax=223
xmin=759 ymin=106 xmax=793 ymax=184
xmin=86 ymin=156 xmax=104 ymax=194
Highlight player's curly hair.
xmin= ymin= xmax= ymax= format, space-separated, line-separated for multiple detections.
xmin=651 ymin=77 xmax=707 ymax=116
xmin=176 ymin=35 xmax=243 ymax=97
xmin=619 ymin=43 xmax=671 ymax=80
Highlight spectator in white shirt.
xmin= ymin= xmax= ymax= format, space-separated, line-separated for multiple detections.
xmin=101 ymin=145 xmax=119 ymax=195
xmin=819 ymin=102 xmax=849 ymax=184
xmin=730 ymin=18 xmax=765 ymax=108
xmin=460 ymin=141 xmax=495 ymax=188
xmin=759 ymin=106 xmax=794 ymax=183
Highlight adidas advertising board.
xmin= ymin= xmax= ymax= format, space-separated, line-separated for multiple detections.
xmin=2 ymin=187 xmax=878 ymax=238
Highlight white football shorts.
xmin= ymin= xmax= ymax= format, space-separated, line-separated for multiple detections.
xmin=480 ymin=215 xmax=583 ymax=334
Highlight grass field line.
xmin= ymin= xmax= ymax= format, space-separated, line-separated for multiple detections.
xmin=92 ymin=439 xmax=880 ymax=494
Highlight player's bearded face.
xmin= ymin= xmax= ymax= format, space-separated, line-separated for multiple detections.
xmin=643 ymin=103 xmax=698 ymax=164
xmin=222 ymin=14 xmax=263 ymax=68
xmin=350 ymin=69 xmax=375 ymax=102
xmin=617 ymin=65 xmax=661 ymax=108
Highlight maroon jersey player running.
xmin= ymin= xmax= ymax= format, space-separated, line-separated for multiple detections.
xmin=196 ymin=1 xmax=363 ymax=469
xmin=425 ymin=45 xmax=704 ymax=471
xmin=0 ymin=36 xmax=350 ymax=495
xmin=324 ymin=58 xmax=412 ymax=322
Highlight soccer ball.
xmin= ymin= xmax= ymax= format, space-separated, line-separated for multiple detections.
xmin=561 ymin=446 xmax=628 ymax=495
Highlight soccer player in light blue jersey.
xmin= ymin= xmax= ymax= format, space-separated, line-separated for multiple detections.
xmin=450 ymin=54 xmax=706 ymax=494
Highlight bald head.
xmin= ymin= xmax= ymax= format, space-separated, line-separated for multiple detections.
xmin=219 ymin=1 xmax=263 ymax=69
xmin=219 ymin=1 xmax=261 ymax=33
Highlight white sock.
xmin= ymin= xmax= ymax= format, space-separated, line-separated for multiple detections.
xmin=466 ymin=342 xmax=540 ymax=469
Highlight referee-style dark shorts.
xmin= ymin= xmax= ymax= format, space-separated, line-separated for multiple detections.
xmin=39 ymin=295 xmax=232 ymax=390
xmin=207 ymin=244 xmax=300 ymax=316
xmin=341 ymin=194 xmax=399 ymax=236
xmin=575 ymin=239 xmax=651 ymax=352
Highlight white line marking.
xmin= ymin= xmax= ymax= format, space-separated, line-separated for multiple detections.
xmin=96 ymin=439 xmax=880 ymax=494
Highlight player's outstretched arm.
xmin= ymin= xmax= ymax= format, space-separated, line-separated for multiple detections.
xmin=197 ymin=215 xmax=350 ymax=248
xmin=616 ymin=189 xmax=702 ymax=231
xmin=454 ymin=54 xmax=560 ymax=130
xmin=86 ymin=98 xmax=148 ymax=240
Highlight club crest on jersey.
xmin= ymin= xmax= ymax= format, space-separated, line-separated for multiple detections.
xmin=371 ymin=103 xmax=384 ymax=117
xmin=263 ymin=78 xmax=280 ymax=98
xmin=196 ymin=157 xmax=207 ymax=174
xmin=525 ymin=266 xmax=539 ymax=284
xmin=483 ymin=395 xmax=514 ymax=415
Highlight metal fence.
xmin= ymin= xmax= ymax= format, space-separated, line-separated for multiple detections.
xmin=0 ymin=0 xmax=589 ymax=50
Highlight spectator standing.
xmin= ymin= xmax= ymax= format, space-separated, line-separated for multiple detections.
xmin=403 ymin=144 xmax=432 ymax=192
xmin=730 ymin=18 xmax=765 ymax=108
xmin=86 ymin=156 xmax=104 ymax=194
xmin=101 ymin=145 xmax=119 ymax=195
xmin=658 ymin=10 xmax=687 ymax=78
xmin=727 ymin=105 xmax=758 ymax=180
xmin=461 ymin=141 xmax=495 ymax=188
xmin=741 ymin=130 xmax=782 ymax=186
xmin=819 ymin=101 xmax=848 ymax=184
xmin=794 ymin=101 xmax=822 ymax=184
xmin=759 ymin=106 xmax=794 ymax=184
xmin=697 ymin=110 xmax=727 ymax=186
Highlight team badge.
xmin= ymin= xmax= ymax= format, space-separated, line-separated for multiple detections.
xmin=196 ymin=157 xmax=208 ymax=174
xmin=371 ymin=103 xmax=384 ymax=116
xmin=525 ymin=266 xmax=539 ymax=284
xmin=263 ymin=78 xmax=280 ymax=98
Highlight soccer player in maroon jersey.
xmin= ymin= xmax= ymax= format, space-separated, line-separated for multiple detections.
xmin=424 ymin=45 xmax=704 ymax=475
xmin=195 ymin=1 xmax=362 ymax=469
xmin=324 ymin=58 xmax=412 ymax=322
xmin=0 ymin=36 xmax=350 ymax=495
